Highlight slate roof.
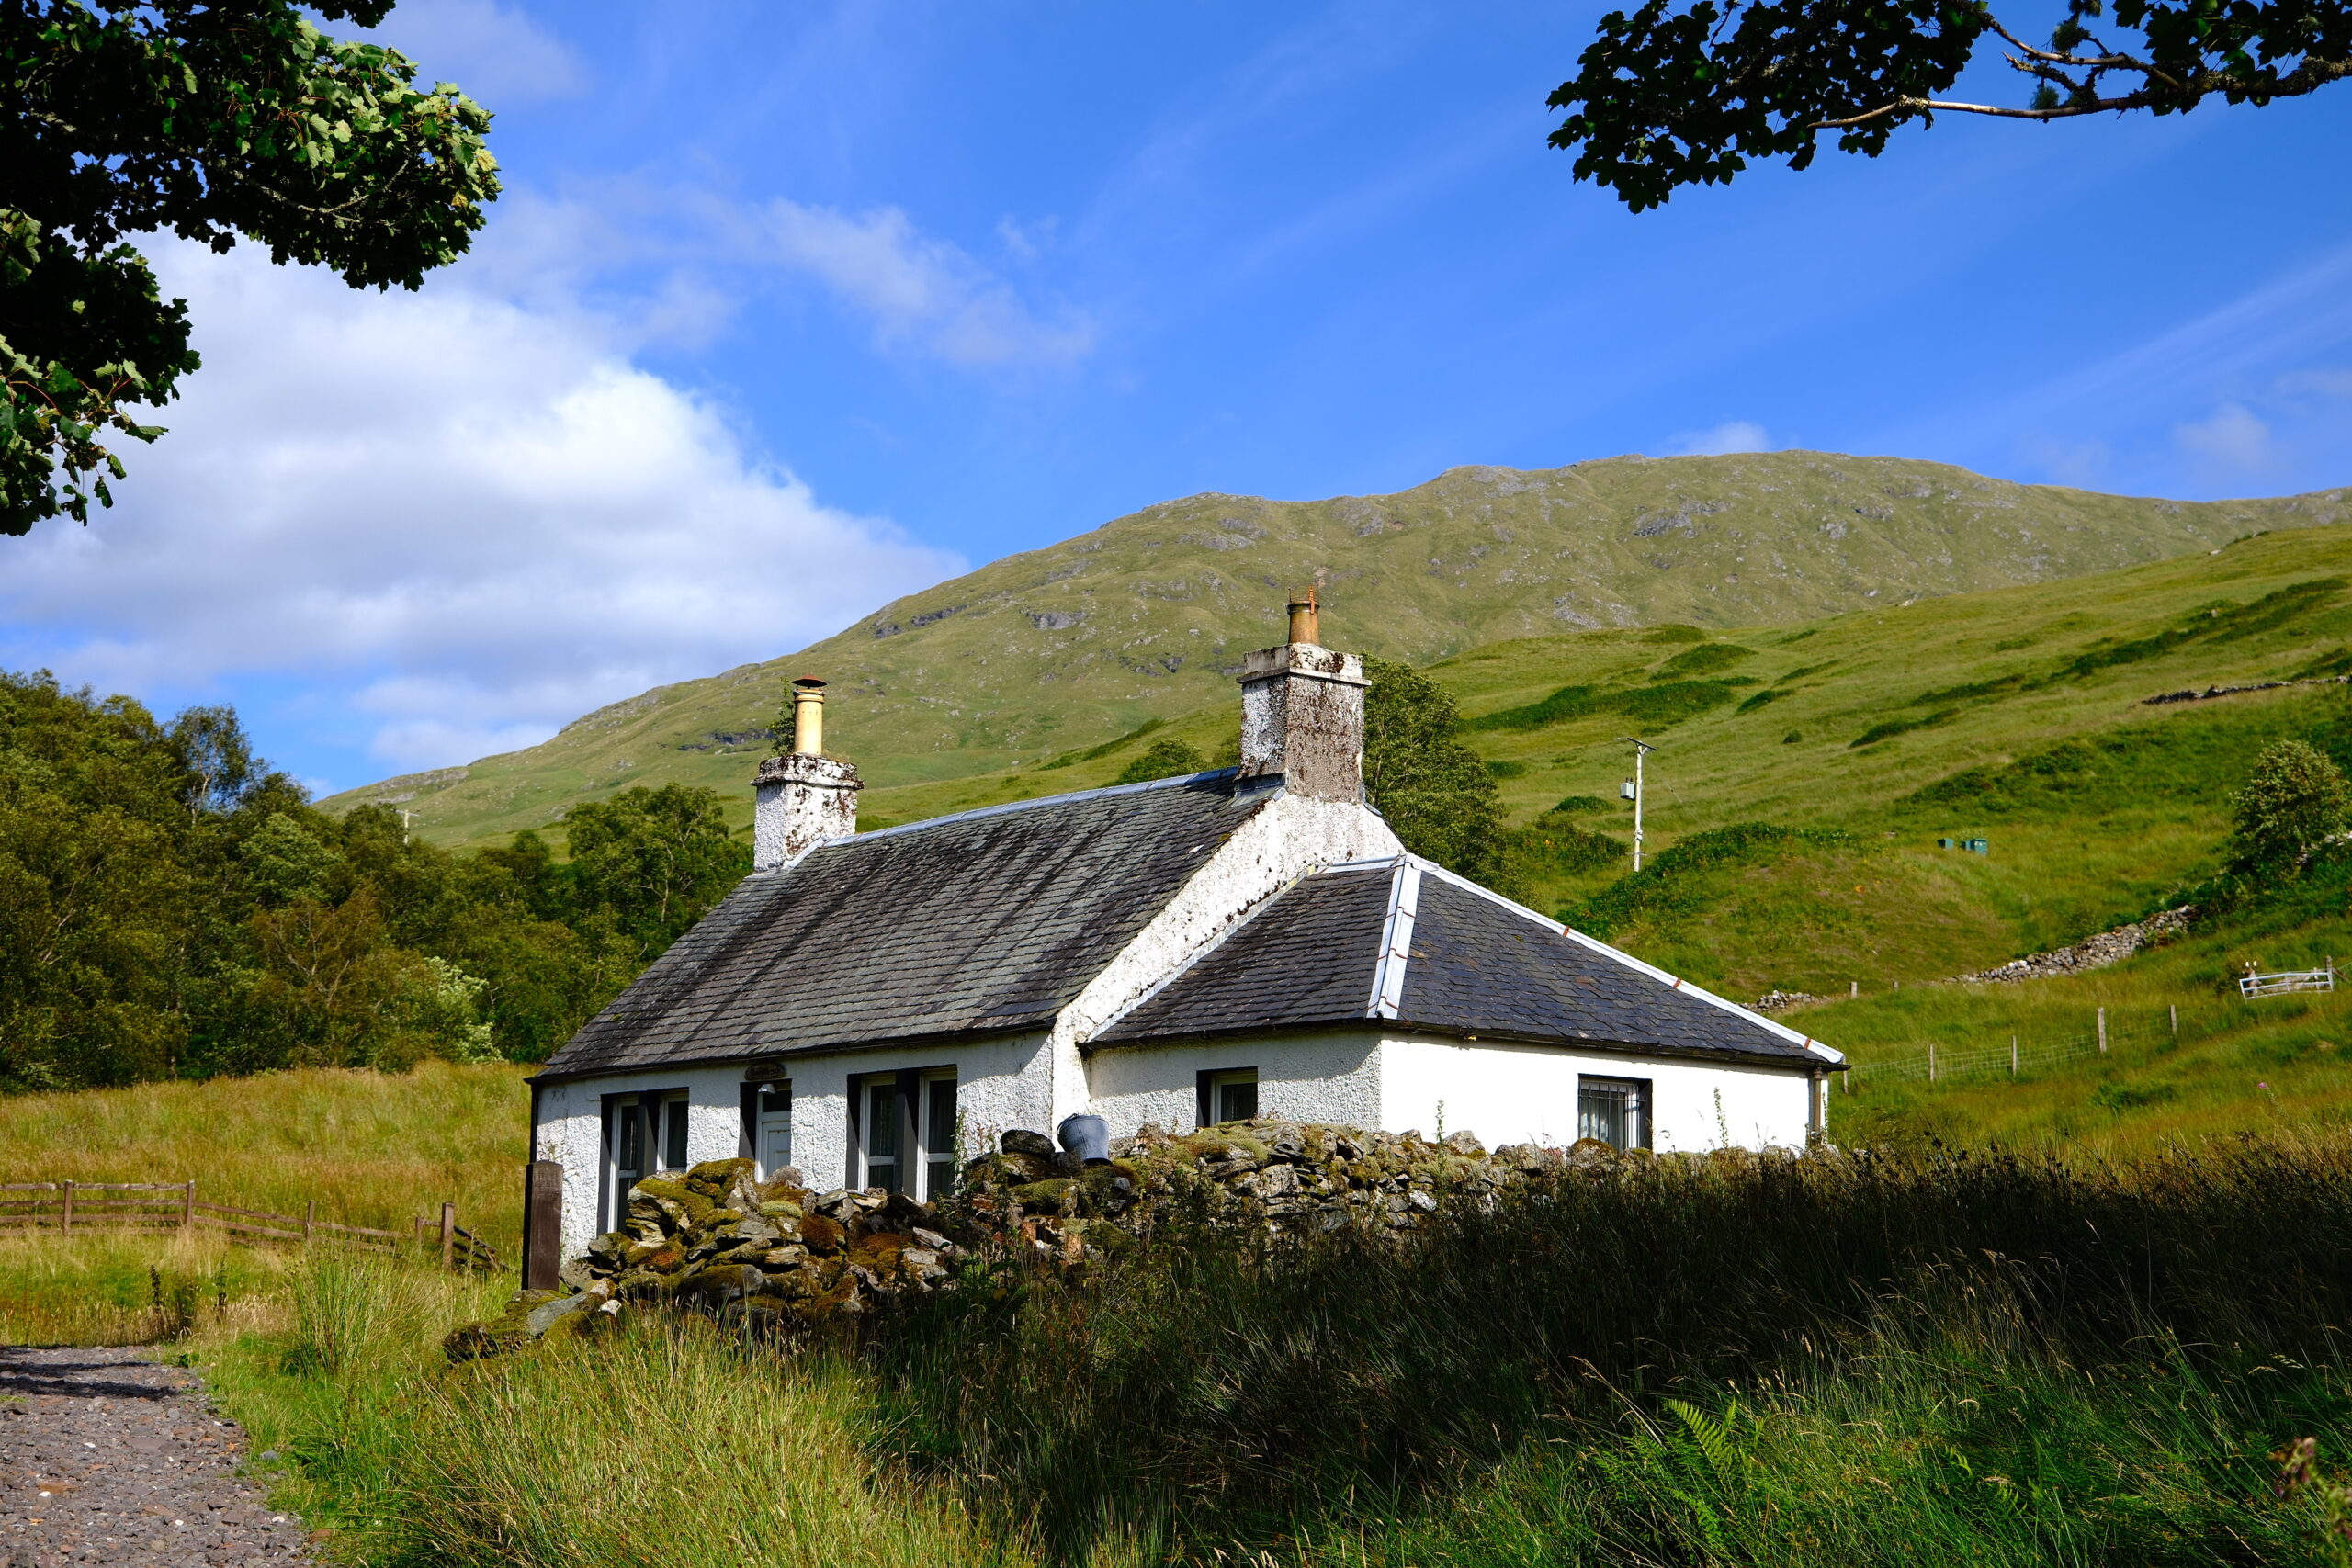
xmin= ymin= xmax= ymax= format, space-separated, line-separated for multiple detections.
xmin=1093 ymin=856 xmax=1834 ymax=1068
xmin=534 ymin=772 xmax=1272 ymax=1081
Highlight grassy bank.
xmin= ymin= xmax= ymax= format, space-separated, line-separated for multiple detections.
xmin=89 ymin=1134 xmax=2352 ymax=1567
xmin=0 ymin=1062 xmax=532 ymax=1250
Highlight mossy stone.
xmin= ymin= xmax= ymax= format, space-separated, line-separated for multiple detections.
xmin=1012 ymin=1178 xmax=1077 ymax=1213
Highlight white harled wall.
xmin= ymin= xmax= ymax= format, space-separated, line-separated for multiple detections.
xmin=1377 ymin=1033 xmax=1816 ymax=1151
xmin=531 ymin=1032 xmax=1053 ymax=1257
xmin=1086 ymin=1030 xmax=1381 ymax=1135
xmin=1084 ymin=1030 xmax=1817 ymax=1150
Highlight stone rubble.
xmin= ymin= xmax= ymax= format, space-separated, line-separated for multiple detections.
xmin=447 ymin=1122 xmax=1633 ymax=1355
xmin=1949 ymin=907 xmax=2190 ymax=985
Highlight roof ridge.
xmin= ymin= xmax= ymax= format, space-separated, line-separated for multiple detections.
xmin=848 ymin=766 xmax=1253 ymax=844
xmin=1365 ymin=855 xmax=1418 ymax=1019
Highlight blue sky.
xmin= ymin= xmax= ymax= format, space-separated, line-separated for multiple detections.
xmin=5 ymin=0 xmax=2349 ymax=792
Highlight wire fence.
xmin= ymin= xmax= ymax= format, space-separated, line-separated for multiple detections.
xmin=1843 ymin=995 xmax=2345 ymax=1092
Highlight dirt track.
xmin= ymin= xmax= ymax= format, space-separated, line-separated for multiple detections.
xmin=0 ymin=1346 xmax=313 ymax=1565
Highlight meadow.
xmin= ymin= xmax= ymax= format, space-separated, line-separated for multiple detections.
xmin=16 ymin=1130 xmax=2352 ymax=1567
xmin=0 ymin=1063 xmax=529 ymax=1345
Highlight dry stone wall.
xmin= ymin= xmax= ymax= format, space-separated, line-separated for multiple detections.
xmin=447 ymin=1120 xmax=1621 ymax=1357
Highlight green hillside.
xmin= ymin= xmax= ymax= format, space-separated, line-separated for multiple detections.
xmin=329 ymin=452 xmax=2346 ymax=847
xmin=873 ymin=524 xmax=2352 ymax=1156
xmin=869 ymin=520 xmax=2350 ymax=976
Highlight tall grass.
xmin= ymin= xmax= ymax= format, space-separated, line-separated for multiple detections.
xmin=196 ymin=1255 xmax=1014 ymax=1568
xmin=0 ymin=1230 xmax=287 ymax=1346
xmin=0 ymin=1062 xmax=531 ymax=1249
xmin=868 ymin=1137 xmax=2352 ymax=1562
xmin=139 ymin=1134 xmax=2352 ymax=1566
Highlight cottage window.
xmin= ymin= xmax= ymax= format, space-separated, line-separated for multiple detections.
xmin=1577 ymin=1076 xmax=1649 ymax=1150
xmin=602 ymin=1089 xmax=683 ymax=1229
xmin=1200 ymin=1067 xmax=1259 ymax=1128
xmin=923 ymin=1072 xmax=959 ymax=1198
xmin=863 ymin=1077 xmax=904 ymax=1193
xmin=613 ymin=1096 xmax=644 ymax=1194
xmin=855 ymin=1069 xmax=958 ymax=1198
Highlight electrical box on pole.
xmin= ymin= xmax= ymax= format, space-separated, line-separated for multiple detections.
xmin=1618 ymin=738 xmax=1657 ymax=871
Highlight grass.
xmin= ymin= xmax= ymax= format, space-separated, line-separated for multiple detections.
xmin=0 ymin=1062 xmax=533 ymax=1253
xmin=175 ymin=1132 xmax=2341 ymax=1568
xmin=11 ymin=1083 xmax=2352 ymax=1565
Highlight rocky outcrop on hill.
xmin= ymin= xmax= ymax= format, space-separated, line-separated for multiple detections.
xmin=446 ymin=1121 xmax=1622 ymax=1357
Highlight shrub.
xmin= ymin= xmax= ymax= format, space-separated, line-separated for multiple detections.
xmin=2230 ymin=739 xmax=2351 ymax=876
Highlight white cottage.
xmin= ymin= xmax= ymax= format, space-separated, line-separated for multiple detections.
xmin=527 ymin=601 xmax=1845 ymax=1256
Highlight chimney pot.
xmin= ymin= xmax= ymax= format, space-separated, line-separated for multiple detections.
xmin=1287 ymin=588 xmax=1320 ymax=647
xmin=790 ymin=676 xmax=826 ymax=756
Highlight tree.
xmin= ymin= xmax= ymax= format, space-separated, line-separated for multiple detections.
xmin=2230 ymin=738 xmax=2350 ymax=875
xmin=1362 ymin=657 xmax=1507 ymax=881
xmin=2 ymin=2 xmax=499 ymax=533
xmin=564 ymin=784 xmax=752 ymax=955
xmin=1115 ymin=737 xmax=1204 ymax=785
xmin=1550 ymin=0 xmax=2352 ymax=210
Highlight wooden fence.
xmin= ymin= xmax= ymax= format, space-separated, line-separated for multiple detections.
xmin=0 ymin=1181 xmax=499 ymax=1271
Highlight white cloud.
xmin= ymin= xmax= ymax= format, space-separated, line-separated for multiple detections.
xmin=2173 ymin=402 xmax=2280 ymax=478
xmin=0 ymin=243 xmax=962 ymax=773
xmin=361 ymin=0 xmax=587 ymax=104
xmin=1668 ymin=420 xmax=1773 ymax=457
xmin=2022 ymin=435 xmax=2110 ymax=489
xmin=765 ymin=199 xmax=1097 ymax=368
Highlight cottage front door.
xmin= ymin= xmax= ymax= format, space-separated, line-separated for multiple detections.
xmin=755 ymin=1082 xmax=792 ymax=1179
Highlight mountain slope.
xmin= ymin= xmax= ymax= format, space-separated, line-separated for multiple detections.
xmin=331 ymin=451 xmax=2346 ymax=846
xmin=853 ymin=521 xmax=2352 ymax=1000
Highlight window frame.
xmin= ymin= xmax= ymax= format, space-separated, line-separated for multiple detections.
xmin=599 ymin=1086 xmax=686 ymax=1231
xmin=1577 ymin=1075 xmax=1650 ymax=1151
xmin=1196 ymin=1066 xmax=1261 ymax=1130
xmin=751 ymin=1079 xmax=792 ymax=1181
xmin=852 ymin=1066 xmax=957 ymax=1198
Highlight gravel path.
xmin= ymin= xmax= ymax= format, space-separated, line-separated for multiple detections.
xmin=0 ymin=1346 xmax=314 ymax=1566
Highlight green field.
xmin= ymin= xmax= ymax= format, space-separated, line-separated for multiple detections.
xmin=326 ymin=454 xmax=2347 ymax=850
xmin=10 ymin=1101 xmax=2352 ymax=1568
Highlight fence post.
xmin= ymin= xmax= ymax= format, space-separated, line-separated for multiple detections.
xmin=1849 ymin=980 xmax=1859 ymax=999
xmin=2097 ymin=1007 xmax=2107 ymax=1053
xmin=181 ymin=1180 xmax=196 ymax=1232
xmin=1928 ymin=1043 xmax=1938 ymax=1082
xmin=524 ymin=1161 xmax=564 ymax=1292
xmin=304 ymin=1199 xmax=316 ymax=1247
xmin=61 ymin=1179 xmax=73 ymax=1235
xmin=2169 ymin=1003 xmax=2178 ymax=1039
xmin=2010 ymin=1035 xmax=2018 ymax=1077
xmin=440 ymin=1202 xmax=457 ymax=1272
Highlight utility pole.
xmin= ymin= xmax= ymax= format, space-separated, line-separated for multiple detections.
xmin=1619 ymin=737 xmax=1657 ymax=871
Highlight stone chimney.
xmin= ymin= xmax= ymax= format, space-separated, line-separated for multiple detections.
xmin=752 ymin=676 xmax=862 ymax=869
xmin=1236 ymin=589 xmax=1368 ymax=802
